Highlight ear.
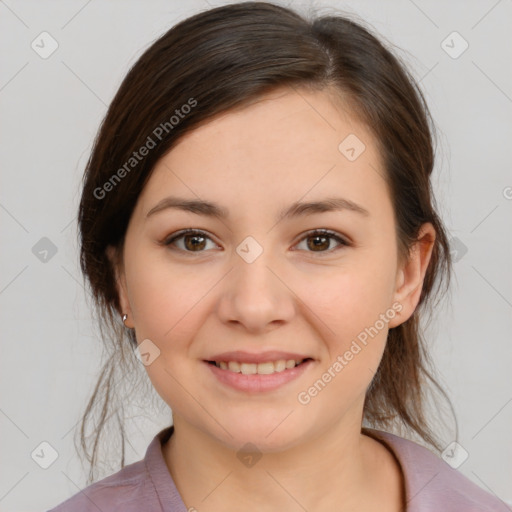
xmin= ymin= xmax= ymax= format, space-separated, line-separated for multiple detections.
xmin=387 ymin=223 xmax=436 ymax=328
xmin=106 ymin=245 xmax=134 ymax=328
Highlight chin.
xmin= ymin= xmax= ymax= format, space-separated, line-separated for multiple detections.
xmin=207 ymin=418 xmax=308 ymax=453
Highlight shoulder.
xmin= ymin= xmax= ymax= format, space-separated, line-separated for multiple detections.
xmin=364 ymin=428 xmax=510 ymax=512
xmin=47 ymin=426 xmax=185 ymax=512
xmin=46 ymin=459 xmax=156 ymax=512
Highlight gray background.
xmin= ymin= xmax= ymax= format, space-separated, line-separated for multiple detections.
xmin=1 ymin=0 xmax=511 ymax=510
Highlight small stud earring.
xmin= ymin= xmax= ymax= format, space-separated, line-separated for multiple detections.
xmin=122 ymin=313 xmax=128 ymax=324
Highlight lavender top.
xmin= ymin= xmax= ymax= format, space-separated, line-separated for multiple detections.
xmin=47 ymin=426 xmax=508 ymax=511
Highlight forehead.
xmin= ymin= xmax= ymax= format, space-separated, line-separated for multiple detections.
xmin=173 ymin=86 xmax=371 ymax=162
xmin=136 ymin=86 xmax=389 ymax=221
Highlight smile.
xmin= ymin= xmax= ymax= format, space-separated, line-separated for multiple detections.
xmin=205 ymin=358 xmax=314 ymax=393
xmin=209 ymin=359 xmax=309 ymax=375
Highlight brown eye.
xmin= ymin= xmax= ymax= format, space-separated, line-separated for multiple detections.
xmin=164 ymin=229 xmax=217 ymax=253
xmin=295 ymin=229 xmax=349 ymax=254
xmin=163 ymin=228 xmax=349 ymax=256
xmin=183 ymin=233 xmax=207 ymax=251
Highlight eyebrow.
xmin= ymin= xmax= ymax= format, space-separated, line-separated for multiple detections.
xmin=145 ymin=195 xmax=370 ymax=221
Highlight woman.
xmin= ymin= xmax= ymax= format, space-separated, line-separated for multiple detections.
xmin=48 ymin=2 xmax=507 ymax=511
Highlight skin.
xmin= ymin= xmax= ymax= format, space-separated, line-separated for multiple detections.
xmin=108 ymin=85 xmax=435 ymax=511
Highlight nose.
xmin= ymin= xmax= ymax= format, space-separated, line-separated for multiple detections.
xmin=216 ymin=245 xmax=296 ymax=334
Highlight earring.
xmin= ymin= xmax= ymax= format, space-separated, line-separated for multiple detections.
xmin=122 ymin=313 xmax=128 ymax=325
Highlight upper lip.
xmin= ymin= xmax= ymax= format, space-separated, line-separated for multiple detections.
xmin=205 ymin=351 xmax=313 ymax=364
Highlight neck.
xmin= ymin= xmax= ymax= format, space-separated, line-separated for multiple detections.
xmin=162 ymin=412 xmax=399 ymax=512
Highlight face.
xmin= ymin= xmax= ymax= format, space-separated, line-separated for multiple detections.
xmin=110 ymin=86 xmax=434 ymax=452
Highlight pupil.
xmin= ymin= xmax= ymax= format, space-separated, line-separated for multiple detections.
xmin=186 ymin=235 xmax=205 ymax=251
xmin=309 ymin=235 xmax=328 ymax=251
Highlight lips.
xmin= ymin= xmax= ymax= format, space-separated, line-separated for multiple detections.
xmin=205 ymin=357 xmax=314 ymax=392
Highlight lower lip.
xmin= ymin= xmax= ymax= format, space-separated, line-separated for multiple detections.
xmin=204 ymin=360 xmax=314 ymax=393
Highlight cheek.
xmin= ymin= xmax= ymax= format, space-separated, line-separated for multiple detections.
xmin=297 ymin=258 xmax=396 ymax=337
xmin=123 ymin=252 xmax=210 ymax=406
xmin=292 ymin=253 xmax=397 ymax=401
xmin=128 ymin=269 xmax=208 ymax=344
xmin=296 ymin=272 xmax=393 ymax=413
xmin=123 ymin=237 xmax=207 ymax=329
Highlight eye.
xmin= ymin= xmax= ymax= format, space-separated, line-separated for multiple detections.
xmin=163 ymin=228 xmax=349 ymax=255
xmin=163 ymin=229 xmax=218 ymax=253
xmin=294 ymin=229 xmax=349 ymax=254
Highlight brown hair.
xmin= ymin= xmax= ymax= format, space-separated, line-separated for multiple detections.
xmin=76 ymin=1 xmax=457 ymax=484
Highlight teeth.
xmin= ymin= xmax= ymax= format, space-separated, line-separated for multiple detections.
xmin=214 ymin=359 xmax=305 ymax=374
xmin=274 ymin=360 xmax=286 ymax=372
xmin=228 ymin=361 xmax=240 ymax=372
xmin=241 ymin=363 xmax=257 ymax=375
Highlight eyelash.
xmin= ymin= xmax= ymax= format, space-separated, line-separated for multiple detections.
xmin=162 ymin=228 xmax=350 ymax=256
